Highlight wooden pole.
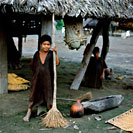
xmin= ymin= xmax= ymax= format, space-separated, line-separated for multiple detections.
xmin=41 ymin=15 xmax=52 ymax=36
xmin=38 ymin=15 xmax=52 ymax=50
xmin=38 ymin=34 xmax=41 ymax=51
xmin=52 ymin=14 xmax=57 ymax=108
xmin=101 ymin=20 xmax=110 ymax=60
xmin=0 ymin=18 xmax=8 ymax=94
xmin=70 ymin=20 xmax=103 ymax=90
xmin=18 ymin=35 xmax=22 ymax=57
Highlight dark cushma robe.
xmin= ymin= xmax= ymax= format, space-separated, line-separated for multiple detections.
xmin=29 ymin=50 xmax=54 ymax=108
xmin=84 ymin=57 xmax=107 ymax=88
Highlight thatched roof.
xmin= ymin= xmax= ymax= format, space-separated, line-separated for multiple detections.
xmin=0 ymin=0 xmax=133 ymax=20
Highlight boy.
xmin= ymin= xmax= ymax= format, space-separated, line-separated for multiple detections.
xmin=23 ymin=35 xmax=59 ymax=122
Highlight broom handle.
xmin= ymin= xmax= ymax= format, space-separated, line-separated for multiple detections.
xmin=52 ymin=13 xmax=57 ymax=108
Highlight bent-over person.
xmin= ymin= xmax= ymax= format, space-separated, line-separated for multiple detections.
xmin=84 ymin=47 xmax=107 ymax=88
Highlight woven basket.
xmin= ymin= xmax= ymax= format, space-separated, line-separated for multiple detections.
xmin=64 ymin=17 xmax=87 ymax=50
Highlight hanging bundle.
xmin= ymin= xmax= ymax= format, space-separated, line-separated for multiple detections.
xmin=64 ymin=17 xmax=87 ymax=50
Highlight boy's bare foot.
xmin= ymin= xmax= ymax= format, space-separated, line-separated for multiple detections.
xmin=23 ymin=111 xmax=31 ymax=122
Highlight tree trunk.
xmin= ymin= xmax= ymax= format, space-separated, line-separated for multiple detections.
xmin=0 ymin=18 xmax=8 ymax=94
xmin=101 ymin=20 xmax=110 ymax=60
xmin=70 ymin=20 xmax=103 ymax=90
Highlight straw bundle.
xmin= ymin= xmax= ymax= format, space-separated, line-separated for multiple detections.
xmin=42 ymin=106 xmax=68 ymax=128
xmin=76 ymin=92 xmax=92 ymax=102
xmin=8 ymin=73 xmax=29 ymax=91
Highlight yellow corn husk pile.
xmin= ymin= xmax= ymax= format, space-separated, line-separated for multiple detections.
xmin=8 ymin=73 xmax=30 ymax=91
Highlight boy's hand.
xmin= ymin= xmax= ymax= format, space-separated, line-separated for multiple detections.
xmin=52 ymin=46 xmax=57 ymax=54
xmin=100 ymin=74 xmax=103 ymax=79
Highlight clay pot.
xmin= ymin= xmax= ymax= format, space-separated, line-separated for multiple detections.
xmin=70 ymin=100 xmax=84 ymax=118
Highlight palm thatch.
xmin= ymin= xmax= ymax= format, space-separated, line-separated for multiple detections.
xmin=0 ymin=0 xmax=133 ymax=20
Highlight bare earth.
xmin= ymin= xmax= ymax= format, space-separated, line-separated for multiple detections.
xmin=0 ymin=30 xmax=133 ymax=133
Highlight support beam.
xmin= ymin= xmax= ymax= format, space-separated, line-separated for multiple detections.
xmin=18 ymin=36 xmax=22 ymax=57
xmin=38 ymin=34 xmax=41 ymax=51
xmin=70 ymin=20 xmax=103 ymax=90
xmin=0 ymin=18 xmax=8 ymax=94
xmin=41 ymin=15 xmax=52 ymax=36
xmin=101 ymin=20 xmax=110 ymax=60
xmin=38 ymin=15 xmax=52 ymax=50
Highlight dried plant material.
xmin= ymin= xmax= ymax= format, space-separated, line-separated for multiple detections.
xmin=8 ymin=73 xmax=29 ymax=91
xmin=8 ymin=73 xmax=29 ymax=84
xmin=106 ymin=108 xmax=133 ymax=132
xmin=76 ymin=92 xmax=92 ymax=102
xmin=42 ymin=107 xmax=68 ymax=128
xmin=0 ymin=0 xmax=132 ymax=19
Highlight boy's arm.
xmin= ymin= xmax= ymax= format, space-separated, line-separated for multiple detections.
xmin=55 ymin=53 xmax=60 ymax=66
xmin=100 ymin=68 xmax=105 ymax=79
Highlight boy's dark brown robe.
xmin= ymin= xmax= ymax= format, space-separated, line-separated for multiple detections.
xmin=84 ymin=57 xmax=107 ymax=88
xmin=29 ymin=51 xmax=54 ymax=108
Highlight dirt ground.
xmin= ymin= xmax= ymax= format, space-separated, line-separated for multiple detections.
xmin=0 ymin=30 xmax=133 ymax=133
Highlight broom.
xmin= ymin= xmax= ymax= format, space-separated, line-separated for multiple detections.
xmin=57 ymin=92 xmax=92 ymax=102
xmin=42 ymin=14 xmax=68 ymax=128
xmin=76 ymin=92 xmax=92 ymax=102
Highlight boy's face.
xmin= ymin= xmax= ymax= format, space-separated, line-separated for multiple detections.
xmin=94 ymin=52 xmax=99 ymax=58
xmin=40 ymin=41 xmax=51 ymax=52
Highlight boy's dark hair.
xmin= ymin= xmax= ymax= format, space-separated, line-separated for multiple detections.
xmin=40 ymin=35 xmax=52 ymax=45
xmin=93 ymin=47 xmax=100 ymax=55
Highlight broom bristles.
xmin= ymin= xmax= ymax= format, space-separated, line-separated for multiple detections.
xmin=42 ymin=108 xmax=68 ymax=128
xmin=76 ymin=92 xmax=92 ymax=102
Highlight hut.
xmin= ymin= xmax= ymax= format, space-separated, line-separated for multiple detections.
xmin=0 ymin=0 xmax=133 ymax=93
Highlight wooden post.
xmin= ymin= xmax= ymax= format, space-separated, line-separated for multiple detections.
xmin=18 ymin=35 xmax=22 ymax=57
xmin=41 ymin=15 xmax=52 ymax=36
xmin=70 ymin=20 xmax=103 ymax=90
xmin=101 ymin=20 xmax=110 ymax=60
xmin=0 ymin=19 xmax=8 ymax=94
xmin=38 ymin=15 xmax=52 ymax=50
xmin=38 ymin=34 xmax=41 ymax=51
